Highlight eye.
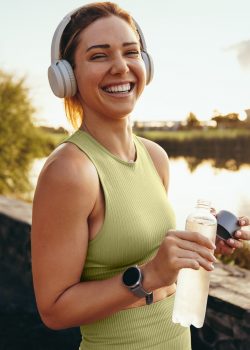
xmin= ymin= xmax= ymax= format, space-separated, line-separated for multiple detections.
xmin=126 ymin=50 xmax=140 ymax=57
xmin=90 ymin=53 xmax=107 ymax=60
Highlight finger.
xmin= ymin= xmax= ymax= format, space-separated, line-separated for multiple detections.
xmin=216 ymin=240 xmax=235 ymax=255
xmin=177 ymin=248 xmax=216 ymax=270
xmin=225 ymin=238 xmax=243 ymax=249
xmin=234 ymin=229 xmax=250 ymax=240
xmin=218 ymin=245 xmax=235 ymax=255
xmin=176 ymin=258 xmax=200 ymax=271
xmin=177 ymin=239 xmax=216 ymax=262
xmin=175 ymin=257 xmax=214 ymax=271
xmin=238 ymin=216 xmax=250 ymax=227
xmin=175 ymin=230 xmax=216 ymax=250
xmin=215 ymin=239 xmax=225 ymax=254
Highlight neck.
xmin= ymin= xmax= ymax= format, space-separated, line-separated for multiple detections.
xmin=80 ymin=116 xmax=136 ymax=162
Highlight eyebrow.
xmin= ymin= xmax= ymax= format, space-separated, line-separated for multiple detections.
xmin=86 ymin=42 xmax=139 ymax=52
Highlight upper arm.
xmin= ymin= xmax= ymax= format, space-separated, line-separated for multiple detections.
xmin=31 ymin=145 xmax=98 ymax=317
xmin=139 ymin=137 xmax=170 ymax=192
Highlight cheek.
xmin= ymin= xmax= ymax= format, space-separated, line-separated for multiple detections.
xmin=74 ymin=68 xmax=100 ymax=98
xmin=136 ymin=63 xmax=147 ymax=95
xmin=75 ymin=60 xmax=102 ymax=81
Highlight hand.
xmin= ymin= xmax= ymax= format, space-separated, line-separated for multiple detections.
xmin=145 ymin=230 xmax=216 ymax=289
xmin=215 ymin=216 xmax=250 ymax=255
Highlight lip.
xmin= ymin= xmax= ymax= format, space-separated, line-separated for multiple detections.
xmin=100 ymin=81 xmax=135 ymax=89
xmin=100 ymin=82 xmax=135 ymax=97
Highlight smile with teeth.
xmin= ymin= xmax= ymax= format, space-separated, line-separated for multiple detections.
xmin=102 ymin=83 xmax=134 ymax=94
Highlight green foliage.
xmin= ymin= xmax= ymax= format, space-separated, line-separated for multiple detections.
xmin=212 ymin=113 xmax=241 ymax=126
xmin=34 ymin=128 xmax=69 ymax=154
xmin=0 ymin=69 xmax=69 ymax=198
xmin=39 ymin=125 xmax=69 ymax=135
xmin=0 ymin=70 xmax=44 ymax=196
xmin=186 ymin=112 xmax=201 ymax=129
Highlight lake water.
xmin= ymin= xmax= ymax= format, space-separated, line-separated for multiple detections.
xmin=168 ymin=158 xmax=250 ymax=228
xmin=30 ymin=156 xmax=250 ymax=229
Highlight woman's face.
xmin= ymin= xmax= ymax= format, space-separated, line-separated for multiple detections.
xmin=73 ymin=15 xmax=146 ymax=120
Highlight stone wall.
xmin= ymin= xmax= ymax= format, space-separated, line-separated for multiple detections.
xmin=0 ymin=195 xmax=250 ymax=350
xmin=193 ymin=264 xmax=250 ymax=350
xmin=0 ymin=196 xmax=80 ymax=350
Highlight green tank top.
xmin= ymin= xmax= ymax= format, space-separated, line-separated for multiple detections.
xmin=64 ymin=129 xmax=176 ymax=282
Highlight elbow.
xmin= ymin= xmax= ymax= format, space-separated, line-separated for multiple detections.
xmin=43 ymin=320 xmax=62 ymax=331
xmin=40 ymin=314 xmax=62 ymax=330
xmin=39 ymin=309 xmax=66 ymax=330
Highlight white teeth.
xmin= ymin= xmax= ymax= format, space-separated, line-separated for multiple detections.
xmin=104 ymin=83 xmax=131 ymax=93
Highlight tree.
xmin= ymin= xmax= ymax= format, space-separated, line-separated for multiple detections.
xmin=211 ymin=113 xmax=242 ymax=128
xmin=0 ymin=70 xmax=42 ymax=196
xmin=186 ymin=112 xmax=201 ymax=129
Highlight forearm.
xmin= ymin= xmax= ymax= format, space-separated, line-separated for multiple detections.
xmin=41 ymin=271 xmax=144 ymax=330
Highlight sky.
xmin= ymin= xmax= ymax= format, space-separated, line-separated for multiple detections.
xmin=1 ymin=0 xmax=250 ymax=129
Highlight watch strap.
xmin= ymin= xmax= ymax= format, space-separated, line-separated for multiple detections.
xmin=131 ymin=282 xmax=153 ymax=305
xmin=145 ymin=292 xmax=154 ymax=305
xmin=123 ymin=266 xmax=154 ymax=305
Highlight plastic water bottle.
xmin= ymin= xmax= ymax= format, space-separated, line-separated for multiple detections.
xmin=172 ymin=199 xmax=217 ymax=328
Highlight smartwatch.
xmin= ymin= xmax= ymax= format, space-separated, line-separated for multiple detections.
xmin=122 ymin=265 xmax=153 ymax=305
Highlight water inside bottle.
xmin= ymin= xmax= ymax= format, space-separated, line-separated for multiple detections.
xmin=172 ymin=218 xmax=216 ymax=328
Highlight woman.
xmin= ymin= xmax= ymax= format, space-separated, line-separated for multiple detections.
xmin=31 ymin=2 xmax=250 ymax=349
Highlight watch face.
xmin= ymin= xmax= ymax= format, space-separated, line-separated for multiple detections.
xmin=123 ymin=267 xmax=140 ymax=287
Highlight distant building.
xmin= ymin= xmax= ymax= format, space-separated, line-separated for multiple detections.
xmin=133 ymin=119 xmax=215 ymax=131
xmin=133 ymin=120 xmax=181 ymax=131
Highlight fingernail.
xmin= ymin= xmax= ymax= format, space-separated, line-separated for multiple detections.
xmin=229 ymin=239 xmax=235 ymax=244
xmin=241 ymin=220 xmax=246 ymax=225
xmin=210 ymin=263 xmax=214 ymax=270
xmin=235 ymin=231 xmax=241 ymax=238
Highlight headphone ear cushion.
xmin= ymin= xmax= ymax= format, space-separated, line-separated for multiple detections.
xmin=141 ymin=51 xmax=154 ymax=85
xmin=48 ymin=59 xmax=77 ymax=98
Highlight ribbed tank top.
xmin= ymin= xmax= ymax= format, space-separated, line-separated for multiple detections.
xmin=64 ymin=129 xmax=176 ymax=282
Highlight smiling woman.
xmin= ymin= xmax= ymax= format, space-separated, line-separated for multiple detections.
xmin=31 ymin=2 xmax=250 ymax=350
xmin=48 ymin=2 xmax=152 ymax=129
xmin=73 ymin=15 xmax=146 ymax=125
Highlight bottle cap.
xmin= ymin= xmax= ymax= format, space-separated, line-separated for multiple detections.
xmin=216 ymin=210 xmax=240 ymax=240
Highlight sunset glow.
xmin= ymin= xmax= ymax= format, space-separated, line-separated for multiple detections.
xmin=1 ymin=0 xmax=250 ymax=129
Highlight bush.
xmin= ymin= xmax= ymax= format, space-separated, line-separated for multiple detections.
xmin=0 ymin=70 xmax=45 ymax=196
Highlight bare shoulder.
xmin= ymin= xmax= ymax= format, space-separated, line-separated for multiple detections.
xmin=39 ymin=142 xmax=97 ymax=191
xmin=138 ymin=136 xmax=170 ymax=190
xmin=34 ymin=142 xmax=99 ymax=218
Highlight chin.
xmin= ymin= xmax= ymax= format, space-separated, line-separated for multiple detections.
xmin=109 ymin=108 xmax=134 ymax=119
xmin=99 ymin=104 xmax=135 ymax=119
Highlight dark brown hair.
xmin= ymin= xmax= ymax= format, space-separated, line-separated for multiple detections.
xmin=60 ymin=2 xmax=138 ymax=129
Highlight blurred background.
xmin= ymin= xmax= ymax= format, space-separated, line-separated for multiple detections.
xmin=1 ymin=1 xmax=250 ymax=349
xmin=1 ymin=0 xmax=249 ymax=225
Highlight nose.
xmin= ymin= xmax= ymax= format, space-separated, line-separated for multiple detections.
xmin=110 ymin=53 xmax=129 ymax=75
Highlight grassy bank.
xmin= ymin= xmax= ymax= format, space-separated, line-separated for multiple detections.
xmin=135 ymin=128 xmax=250 ymax=166
xmin=135 ymin=128 xmax=250 ymax=141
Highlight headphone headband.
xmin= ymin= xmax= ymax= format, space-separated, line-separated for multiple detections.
xmin=50 ymin=6 xmax=85 ymax=62
xmin=51 ymin=9 xmax=148 ymax=63
xmin=48 ymin=5 xmax=154 ymax=98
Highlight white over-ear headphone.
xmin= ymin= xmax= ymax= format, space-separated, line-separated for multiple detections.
xmin=48 ymin=6 xmax=154 ymax=98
